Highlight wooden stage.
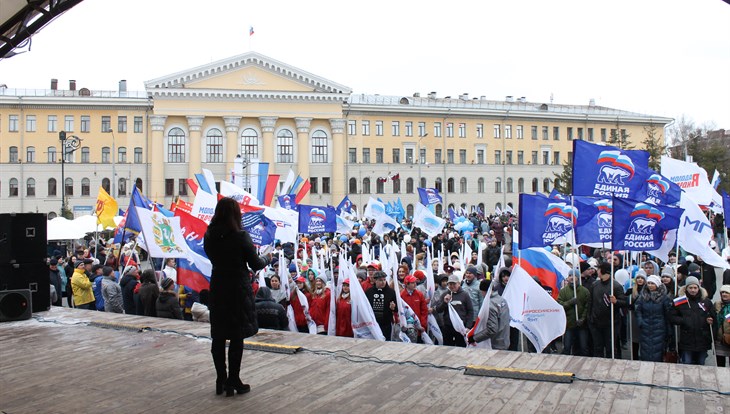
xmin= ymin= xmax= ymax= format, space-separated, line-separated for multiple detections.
xmin=1 ymin=307 xmax=728 ymax=413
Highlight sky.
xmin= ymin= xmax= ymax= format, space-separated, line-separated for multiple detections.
xmin=2 ymin=0 xmax=729 ymax=128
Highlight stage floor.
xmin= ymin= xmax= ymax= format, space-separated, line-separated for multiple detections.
xmin=1 ymin=307 xmax=728 ymax=413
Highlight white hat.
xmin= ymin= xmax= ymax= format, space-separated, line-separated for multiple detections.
xmin=685 ymin=255 xmax=695 ymax=263
xmin=647 ymin=275 xmax=662 ymax=287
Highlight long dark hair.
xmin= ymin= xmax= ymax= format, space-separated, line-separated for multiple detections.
xmin=209 ymin=197 xmax=242 ymax=232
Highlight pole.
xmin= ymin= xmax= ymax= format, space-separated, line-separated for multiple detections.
xmin=60 ymin=131 xmax=66 ymax=216
xmin=610 ymin=255 xmax=615 ymax=360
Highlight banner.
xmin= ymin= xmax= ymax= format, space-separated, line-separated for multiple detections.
xmin=413 ymin=203 xmax=446 ymax=238
xmin=417 ymin=187 xmax=442 ymax=206
xmin=612 ymin=198 xmax=683 ymax=252
xmin=95 ymin=186 xmax=118 ymax=229
xmin=502 ymin=264 xmax=566 ymax=353
xmin=336 ymin=195 xmax=354 ymax=215
xmin=190 ymin=189 xmax=218 ymax=223
xmin=572 ymin=140 xmax=650 ymax=200
xmin=298 ymin=205 xmax=337 ymax=234
xmin=277 ymin=193 xmax=298 ymax=211
xmin=574 ymin=197 xmax=611 ymax=245
xmin=219 ymin=181 xmax=260 ymax=206
xmin=242 ymin=211 xmax=277 ymax=247
xmin=661 ymin=156 xmax=714 ymax=206
xmin=640 ymin=169 xmax=682 ymax=206
xmin=518 ymin=193 xmax=578 ymax=248
xmin=135 ymin=207 xmax=190 ymax=259
xmin=174 ymin=209 xmax=212 ymax=292
xmin=363 ymin=196 xmax=386 ymax=220
xmin=336 ymin=214 xmax=356 ymax=235
xmin=677 ymin=193 xmax=730 ymax=269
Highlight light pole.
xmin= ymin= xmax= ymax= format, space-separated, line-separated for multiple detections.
xmin=59 ymin=131 xmax=83 ymax=218
xmin=105 ymin=129 xmax=116 ymax=197
xmin=417 ymin=132 xmax=428 ymax=188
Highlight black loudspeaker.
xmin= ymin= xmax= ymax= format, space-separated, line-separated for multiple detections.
xmin=0 ymin=262 xmax=50 ymax=313
xmin=0 ymin=213 xmax=47 ymax=264
xmin=0 ymin=289 xmax=32 ymax=322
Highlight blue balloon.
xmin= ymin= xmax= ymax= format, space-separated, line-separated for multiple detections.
xmin=339 ymin=235 xmax=348 ymax=243
xmin=358 ymin=227 xmax=367 ymax=237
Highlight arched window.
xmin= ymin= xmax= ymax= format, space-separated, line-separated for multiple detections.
xmin=206 ymin=128 xmax=224 ymax=163
xmin=447 ymin=178 xmax=455 ymax=193
xmin=349 ymin=177 xmax=357 ymax=194
xmin=518 ymin=178 xmax=525 ymax=193
xmin=136 ymin=178 xmax=143 ymax=192
xmin=118 ymin=178 xmax=127 ymax=197
xmin=460 ymin=177 xmax=467 ymax=193
xmin=26 ymin=178 xmax=35 ymax=197
xmin=406 ymin=178 xmax=414 ymax=194
xmin=167 ymin=127 xmax=186 ymax=163
xmin=26 ymin=146 xmax=35 ymax=163
xmin=311 ymin=130 xmax=328 ymax=163
xmin=9 ymin=178 xmax=18 ymax=196
xmin=543 ymin=178 xmax=550 ymax=193
xmin=48 ymin=178 xmax=57 ymax=196
xmin=362 ymin=178 xmax=371 ymax=194
xmin=376 ymin=179 xmax=384 ymax=194
xmin=496 ymin=202 xmax=502 ymax=211
xmin=392 ymin=178 xmax=400 ymax=193
xmin=48 ymin=211 xmax=57 ymax=219
xmin=240 ymin=128 xmax=258 ymax=160
xmin=554 ymin=178 xmax=562 ymax=190
xmin=64 ymin=178 xmax=73 ymax=196
xmin=102 ymin=178 xmax=110 ymax=194
xmin=406 ymin=204 xmax=414 ymax=219
xmin=435 ymin=204 xmax=443 ymax=217
xmin=81 ymin=178 xmax=90 ymax=196
xmin=420 ymin=177 xmax=427 ymax=188
xmin=532 ymin=178 xmax=538 ymax=193
xmin=495 ymin=177 xmax=502 ymax=193
xmin=478 ymin=202 xmax=485 ymax=213
xmin=478 ymin=177 xmax=485 ymax=193
xmin=435 ymin=177 xmax=443 ymax=192
xmin=277 ymin=130 xmax=294 ymax=163
xmin=506 ymin=178 xmax=513 ymax=193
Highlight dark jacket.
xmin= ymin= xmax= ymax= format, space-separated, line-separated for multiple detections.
xmin=204 ymin=224 xmax=269 ymax=340
xmin=669 ymin=286 xmax=715 ymax=352
xmin=472 ymin=290 xmax=510 ymax=349
xmin=635 ymin=284 xmax=672 ymax=362
xmin=138 ymin=282 xmax=159 ymax=317
xmin=586 ymin=277 xmax=627 ymax=327
xmin=156 ymin=291 xmax=183 ymax=320
xmin=49 ymin=268 xmax=63 ymax=306
xmin=557 ymin=283 xmax=590 ymax=329
xmin=435 ymin=287 xmax=475 ymax=328
xmin=365 ymin=284 xmax=397 ymax=336
xmin=254 ymin=287 xmax=288 ymax=330
xmin=699 ymin=261 xmax=717 ymax=300
xmin=119 ymin=274 xmax=139 ymax=315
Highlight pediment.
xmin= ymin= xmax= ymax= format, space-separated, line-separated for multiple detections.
xmin=145 ymin=51 xmax=351 ymax=95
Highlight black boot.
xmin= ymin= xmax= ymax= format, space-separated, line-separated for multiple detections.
xmin=211 ymin=339 xmax=227 ymax=395
xmin=226 ymin=339 xmax=249 ymax=395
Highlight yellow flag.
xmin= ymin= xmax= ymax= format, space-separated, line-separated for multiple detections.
xmin=95 ymin=187 xmax=118 ymax=229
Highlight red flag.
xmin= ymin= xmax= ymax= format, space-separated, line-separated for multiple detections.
xmin=263 ymin=174 xmax=280 ymax=207
xmin=295 ymin=180 xmax=311 ymax=204
xmin=186 ymin=178 xmax=198 ymax=195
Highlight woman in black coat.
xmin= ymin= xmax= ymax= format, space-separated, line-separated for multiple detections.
xmin=669 ymin=276 xmax=716 ymax=365
xmin=635 ymin=276 xmax=672 ymax=362
xmin=204 ymin=197 xmax=269 ymax=397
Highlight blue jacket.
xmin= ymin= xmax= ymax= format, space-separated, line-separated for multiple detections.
xmin=635 ymin=285 xmax=672 ymax=362
xmin=93 ymin=277 xmax=105 ymax=311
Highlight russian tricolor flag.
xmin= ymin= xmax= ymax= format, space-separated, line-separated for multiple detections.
xmin=673 ymin=295 xmax=688 ymax=307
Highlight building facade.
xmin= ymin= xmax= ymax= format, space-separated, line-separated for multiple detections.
xmin=0 ymin=52 xmax=672 ymax=218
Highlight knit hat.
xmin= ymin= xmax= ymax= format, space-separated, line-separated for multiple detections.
xmin=660 ymin=267 xmax=675 ymax=279
xmin=579 ymin=261 xmax=590 ymax=273
xmin=685 ymin=276 xmax=700 ymax=288
xmin=465 ymin=266 xmax=478 ymax=276
xmin=646 ymin=275 xmax=662 ymax=287
xmin=568 ymin=269 xmax=580 ymax=278
xmin=413 ymin=270 xmax=426 ymax=281
xmin=289 ymin=263 xmax=297 ymax=273
xmin=635 ymin=269 xmax=647 ymax=279
xmin=161 ymin=278 xmax=175 ymax=290
xmin=685 ymin=255 xmax=695 ymax=263
xmin=720 ymin=285 xmax=730 ymax=295
xmin=687 ymin=262 xmax=700 ymax=273
xmin=49 ymin=259 xmax=58 ymax=266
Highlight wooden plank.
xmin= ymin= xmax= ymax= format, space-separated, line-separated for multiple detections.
xmin=646 ymin=361 xmax=670 ymax=414
xmin=665 ymin=362 xmax=686 ymax=414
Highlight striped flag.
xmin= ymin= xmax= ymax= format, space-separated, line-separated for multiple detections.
xmin=673 ymin=295 xmax=688 ymax=307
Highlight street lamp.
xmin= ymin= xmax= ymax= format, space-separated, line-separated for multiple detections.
xmin=59 ymin=131 xmax=83 ymax=218
xmin=105 ymin=129 xmax=116 ymax=197
xmin=417 ymin=132 xmax=428 ymax=188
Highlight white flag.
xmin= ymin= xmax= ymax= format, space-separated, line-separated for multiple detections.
xmin=661 ymin=156 xmax=714 ymax=206
xmin=468 ymin=280 xmax=493 ymax=349
xmin=677 ymin=193 xmax=730 ymax=269
xmin=413 ymin=203 xmax=446 ymax=238
xmin=347 ymin=261 xmax=385 ymax=341
xmin=220 ymin=181 xmax=260 ymax=206
xmin=135 ymin=208 xmax=190 ymax=259
xmin=371 ymin=212 xmax=399 ymax=237
xmin=202 ymin=168 xmax=218 ymax=195
xmin=296 ymin=288 xmax=317 ymax=334
xmin=263 ymin=207 xmax=298 ymax=245
xmin=190 ymin=189 xmax=218 ymax=224
xmin=502 ymin=264 xmax=566 ymax=353
xmin=363 ymin=197 xmax=386 ymax=220
xmin=495 ymin=206 xmax=502 ymax=216
xmin=281 ymin=168 xmax=296 ymax=195
xmin=448 ymin=303 xmax=469 ymax=347
xmin=336 ymin=214 xmax=356 ymax=235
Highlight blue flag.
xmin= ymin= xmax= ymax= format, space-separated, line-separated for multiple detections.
xmin=723 ymin=191 xmax=730 ymax=228
xmin=549 ymin=188 xmax=568 ymax=200
xmin=448 ymin=207 xmax=457 ymax=222
xmin=519 ymin=193 xmax=578 ymax=248
xmin=418 ymin=187 xmax=442 ymax=206
xmin=114 ymin=186 xmax=153 ymax=243
xmin=298 ymin=205 xmax=337 ymax=234
xmin=242 ymin=211 xmax=277 ymax=247
xmin=278 ymin=193 xmax=298 ymax=211
xmin=612 ymin=198 xmax=683 ymax=251
xmin=336 ymin=195 xmax=353 ymax=215
xmin=640 ymin=168 xmax=682 ymax=206
xmin=574 ymin=196 xmax=611 ymax=245
xmin=572 ymin=140 xmax=650 ymax=200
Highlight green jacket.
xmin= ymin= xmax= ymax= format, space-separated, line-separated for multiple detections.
xmin=557 ymin=283 xmax=590 ymax=329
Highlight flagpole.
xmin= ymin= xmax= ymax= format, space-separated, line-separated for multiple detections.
xmin=610 ymin=250 xmax=615 ymax=360
xmin=569 ymin=196 xmax=579 ymax=326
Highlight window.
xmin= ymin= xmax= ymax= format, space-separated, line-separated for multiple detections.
xmin=118 ymin=147 xmax=127 ymax=163
xmin=392 ymin=121 xmax=400 ymax=136
xmin=102 ymin=178 xmax=110 ymax=194
xmin=447 ymin=178 xmax=455 ymax=193
xmin=406 ymin=178 xmax=414 ymax=193
xmin=517 ymin=125 xmax=524 ymax=139
xmin=459 ymin=149 xmax=466 ymax=164
xmin=9 ymin=115 xmax=18 ymax=132
xmin=81 ymin=147 xmax=90 ymax=163
xmin=26 ymin=178 xmax=35 ymax=197
xmin=310 ymin=177 xmax=319 ymax=194
xmin=63 ymin=145 xmax=73 ymax=163
xmin=167 ymin=127 xmax=186 ymax=163
xmin=349 ymin=148 xmax=357 ymax=163
xmin=505 ymin=125 xmax=512 ymax=139
xmin=118 ymin=178 xmax=127 ymax=197
xmin=460 ymin=177 xmax=467 ymax=193
xmin=134 ymin=116 xmax=143 ymax=133
xmin=542 ymin=150 xmax=550 ymax=165
xmin=518 ymin=178 xmax=525 ymax=193
xmin=81 ymin=178 xmax=90 ymax=196
xmin=405 ymin=121 xmax=413 ymax=137
xmin=47 ymin=146 xmax=57 ymax=163
xmin=446 ymin=123 xmax=453 ymax=138
xmin=435 ymin=178 xmax=443 ymax=192
xmin=81 ymin=115 xmax=91 ymax=132
xmin=48 ymin=115 xmax=57 ymax=132
xmin=478 ymin=177 xmax=485 ymax=193
xmin=532 ymin=178 xmax=538 ymax=192
xmin=476 ymin=149 xmax=484 ymax=165
xmin=419 ymin=147 xmax=426 ymax=164
xmin=376 ymin=148 xmax=384 ymax=163
xmin=543 ymin=178 xmax=551 ymax=193
xmin=9 ymin=178 xmax=18 ymax=196
xmin=532 ymin=151 xmax=538 ymax=165
xmin=418 ymin=122 xmax=426 ymax=137
xmin=26 ymin=115 xmax=36 ymax=132
xmin=601 ymin=128 xmax=607 ymax=142
xmin=392 ymin=148 xmax=400 ymax=164
xmin=9 ymin=146 xmax=18 ymax=163
xmin=349 ymin=178 xmax=357 ymax=194
xmin=447 ymin=149 xmax=454 ymax=164
xmin=405 ymin=148 xmax=414 ymax=164
xmin=165 ymin=179 xmax=174 ymax=196
xmin=621 ymin=129 xmax=627 ymax=140
xmin=531 ymin=125 xmax=538 ymax=140
xmin=311 ymin=130 xmax=328 ymax=163
xmin=542 ymin=126 xmax=549 ymax=140
xmin=458 ymin=123 xmax=466 ymax=138
xmin=134 ymin=147 xmax=142 ymax=163
xmin=64 ymin=178 xmax=73 ymax=196
xmin=506 ymin=150 xmax=513 ymax=165
xmin=64 ymin=115 xmax=74 ymax=132
xmin=518 ymin=151 xmax=524 ymax=165
xmin=26 ymin=146 xmax=35 ymax=163
xmin=553 ymin=126 xmax=559 ymax=140
xmin=322 ymin=177 xmax=330 ymax=194
xmin=434 ymin=149 xmax=442 ymax=164
xmin=567 ymin=127 xmax=573 ymax=141
xmin=101 ymin=116 xmax=111 ymax=132
xmin=240 ymin=128 xmax=258 ymax=160
xmin=577 ymin=127 xmax=583 ymax=141
xmin=493 ymin=124 xmax=501 ymax=139
xmin=178 ymin=179 xmax=187 ymax=196
xmin=495 ymin=150 xmax=502 ymax=165
xmin=392 ymin=178 xmax=400 ymax=193
xmin=48 ymin=178 xmax=57 ymax=196
xmin=376 ymin=179 xmax=384 ymax=194
xmin=507 ymin=178 xmax=513 ymax=193
xmin=406 ymin=204 xmax=414 ymax=219
xmin=476 ymin=124 xmax=483 ymax=138
xmin=554 ymin=151 xmax=561 ymax=165
xmin=375 ymin=121 xmax=383 ymax=136
xmin=588 ymin=128 xmax=594 ymax=141
xmin=117 ymin=116 xmax=127 ymax=133
xmin=434 ymin=122 xmax=441 ymax=137
xmin=495 ymin=178 xmax=502 ymax=193
xmin=276 ymin=130 xmax=294 ymax=163
xmin=568 ymin=151 xmax=573 ymax=163
xmin=102 ymin=147 xmax=110 ymax=163
xmin=362 ymin=121 xmax=370 ymax=136
xmin=348 ymin=120 xmax=356 ymax=136
xmin=362 ymin=148 xmax=370 ymax=164
xmin=435 ymin=204 xmax=443 ymax=217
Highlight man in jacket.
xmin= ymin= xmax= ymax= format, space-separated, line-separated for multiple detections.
xmin=436 ymin=274 xmax=474 ymax=347
xmin=461 ymin=266 xmax=483 ymax=316
xmin=71 ymin=261 xmax=95 ymax=310
xmin=469 ymin=279 xmax=510 ymax=350
xmin=100 ymin=266 xmax=123 ymax=313
xmin=586 ymin=262 xmax=627 ymax=358
xmin=365 ymin=271 xmax=397 ymax=341
xmin=254 ymin=286 xmax=288 ymax=330
xmin=119 ymin=266 xmax=140 ymax=314
xmin=48 ymin=259 xmax=63 ymax=307
xmin=669 ymin=276 xmax=715 ymax=365
xmin=401 ymin=275 xmax=428 ymax=332
xmin=557 ymin=269 xmax=590 ymax=356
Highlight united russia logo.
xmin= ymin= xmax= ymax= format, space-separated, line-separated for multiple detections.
xmin=542 ymin=202 xmax=577 ymax=245
xmin=594 ymin=150 xmax=635 ymax=198
xmin=625 ymin=202 xmax=665 ymax=249
xmin=308 ymin=207 xmax=327 ymax=233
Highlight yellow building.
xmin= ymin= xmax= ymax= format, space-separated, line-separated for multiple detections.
xmin=0 ymin=52 xmax=672 ymax=218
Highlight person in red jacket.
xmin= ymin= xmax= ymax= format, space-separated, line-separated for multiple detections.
xmin=290 ymin=276 xmax=312 ymax=333
xmin=401 ymin=274 xmax=429 ymax=335
xmin=336 ymin=278 xmax=353 ymax=337
xmin=309 ymin=273 xmax=331 ymax=334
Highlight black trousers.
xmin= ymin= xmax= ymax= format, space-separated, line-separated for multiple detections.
xmin=211 ymin=337 xmax=243 ymax=383
xmin=443 ymin=324 xmax=467 ymax=347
